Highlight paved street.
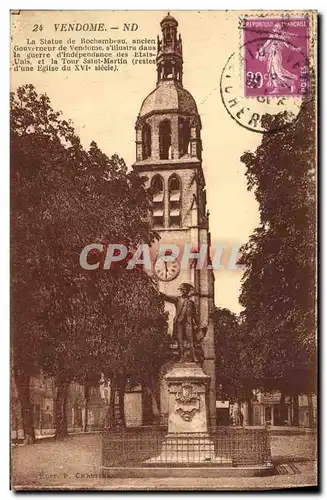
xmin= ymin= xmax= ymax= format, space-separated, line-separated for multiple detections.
xmin=11 ymin=431 xmax=317 ymax=491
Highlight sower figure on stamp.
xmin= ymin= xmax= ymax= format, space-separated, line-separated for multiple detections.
xmin=160 ymin=283 xmax=207 ymax=363
xmin=255 ymin=22 xmax=303 ymax=94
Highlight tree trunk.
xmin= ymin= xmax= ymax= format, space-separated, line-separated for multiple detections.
xmin=83 ymin=384 xmax=90 ymax=432
xmin=292 ymin=395 xmax=299 ymax=426
xmin=142 ymin=385 xmax=154 ymax=425
xmin=55 ymin=379 xmax=69 ymax=439
xmin=152 ymin=381 xmax=161 ymax=423
xmin=14 ymin=369 xmax=35 ymax=444
xmin=108 ymin=380 xmax=116 ymax=428
xmin=118 ymin=378 xmax=126 ymax=427
xmin=307 ymin=393 xmax=315 ymax=428
xmin=63 ymin=386 xmax=68 ymax=433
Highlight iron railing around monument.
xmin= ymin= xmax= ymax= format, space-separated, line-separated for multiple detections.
xmin=102 ymin=427 xmax=272 ymax=467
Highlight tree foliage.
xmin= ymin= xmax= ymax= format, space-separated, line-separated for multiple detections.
xmin=11 ymin=85 xmax=169 ymax=441
xmin=213 ymin=307 xmax=254 ymax=403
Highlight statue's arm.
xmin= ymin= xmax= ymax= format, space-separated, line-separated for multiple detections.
xmin=160 ymin=292 xmax=178 ymax=304
xmin=191 ymin=293 xmax=214 ymax=299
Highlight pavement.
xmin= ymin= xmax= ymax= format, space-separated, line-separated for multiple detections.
xmin=11 ymin=431 xmax=317 ymax=491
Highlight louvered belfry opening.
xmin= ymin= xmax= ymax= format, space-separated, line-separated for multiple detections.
xmin=168 ymin=174 xmax=181 ymax=227
xmin=151 ymin=174 xmax=165 ymax=227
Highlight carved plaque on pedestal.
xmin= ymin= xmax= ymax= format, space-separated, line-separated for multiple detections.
xmin=165 ymin=363 xmax=210 ymax=434
xmin=175 ymin=383 xmax=200 ymax=422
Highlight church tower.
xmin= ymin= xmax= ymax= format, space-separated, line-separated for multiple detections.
xmin=133 ymin=13 xmax=216 ymax=427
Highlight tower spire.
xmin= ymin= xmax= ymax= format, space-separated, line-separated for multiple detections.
xmin=156 ymin=13 xmax=183 ymax=85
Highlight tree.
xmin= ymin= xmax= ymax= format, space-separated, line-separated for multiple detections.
xmin=11 ymin=84 xmax=78 ymax=443
xmin=213 ymin=308 xmax=254 ymax=407
xmin=239 ymin=97 xmax=316 ymax=403
xmin=99 ymin=269 xmax=170 ymax=427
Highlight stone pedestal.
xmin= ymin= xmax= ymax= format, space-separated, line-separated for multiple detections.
xmin=165 ymin=362 xmax=210 ymax=434
xmin=146 ymin=362 xmax=231 ymax=465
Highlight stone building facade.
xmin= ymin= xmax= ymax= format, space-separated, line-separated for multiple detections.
xmin=229 ymin=392 xmax=317 ymax=428
xmin=11 ymin=370 xmax=108 ymax=440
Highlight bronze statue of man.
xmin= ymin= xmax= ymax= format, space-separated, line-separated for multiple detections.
xmin=160 ymin=283 xmax=206 ymax=363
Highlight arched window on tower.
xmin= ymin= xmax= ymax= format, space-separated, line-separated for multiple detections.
xmin=159 ymin=120 xmax=172 ymax=160
xmin=142 ymin=123 xmax=151 ymax=160
xmin=168 ymin=174 xmax=181 ymax=227
xmin=179 ymin=118 xmax=190 ymax=157
xmin=151 ymin=175 xmax=164 ymax=227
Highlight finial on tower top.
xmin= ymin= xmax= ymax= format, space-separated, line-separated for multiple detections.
xmin=157 ymin=13 xmax=182 ymax=85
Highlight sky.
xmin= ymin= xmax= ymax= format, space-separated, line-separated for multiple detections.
xmin=10 ymin=10 xmax=270 ymax=312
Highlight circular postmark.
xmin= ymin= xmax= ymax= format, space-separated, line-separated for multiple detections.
xmin=220 ymin=19 xmax=311 ymax=133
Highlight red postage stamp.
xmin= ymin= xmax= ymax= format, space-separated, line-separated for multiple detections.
xmin=242 ymin=17 xmax=310 ymax=97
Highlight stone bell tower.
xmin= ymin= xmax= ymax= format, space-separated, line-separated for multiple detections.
xmin=133 ymin=13 xmax=216 ymax=428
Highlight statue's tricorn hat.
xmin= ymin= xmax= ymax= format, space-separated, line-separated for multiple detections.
xmin=178 ymin=283 xmax=195 ymax=293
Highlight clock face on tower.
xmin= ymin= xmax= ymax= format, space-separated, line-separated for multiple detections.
xmin=154 ymin=256 xmax=180 ymax=281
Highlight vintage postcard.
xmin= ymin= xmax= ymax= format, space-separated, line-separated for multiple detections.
xmin=10 ymin=10 xmax=318 ymax=491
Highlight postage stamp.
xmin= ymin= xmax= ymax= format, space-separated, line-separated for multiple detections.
xmin=242 ymin=17 xmax=310 ymax=98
